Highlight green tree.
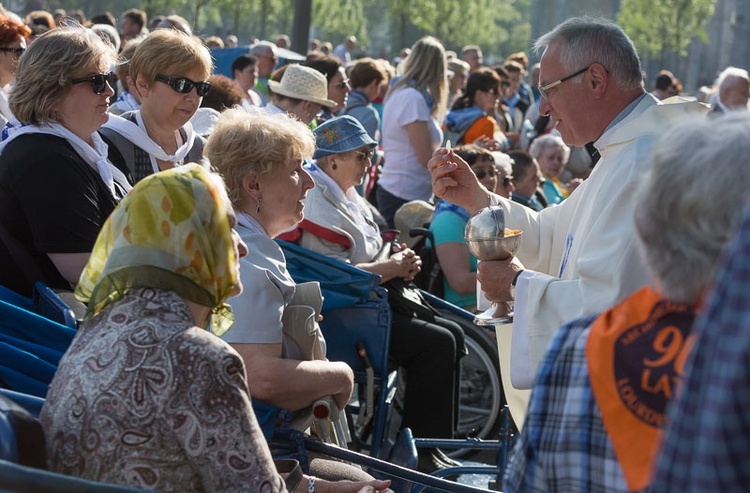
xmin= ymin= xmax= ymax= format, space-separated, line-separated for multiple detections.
xmin=311 ymin=0 xmax=371 ymax=47
xmin=618 ymin=0 xmax=717 ymax=60
xmin=379 ymin=0 xmax=530 ymax=60
xmin=382 ymin=0 xmax=426 ymax=50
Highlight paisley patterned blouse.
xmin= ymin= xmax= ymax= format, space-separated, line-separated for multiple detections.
xmin=40 ymin=288 xmax=287 ymax=492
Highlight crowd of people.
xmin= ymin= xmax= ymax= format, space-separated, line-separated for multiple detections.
xmin=0 ymin=4 xmax=750 ymax=493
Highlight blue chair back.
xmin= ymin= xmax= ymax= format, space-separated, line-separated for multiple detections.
xmin=0 ymin=295 xmax=76 ymax=397
xmin=277 ymin=240 xmax=381 ymax=311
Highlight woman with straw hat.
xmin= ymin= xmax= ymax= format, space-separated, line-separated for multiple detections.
xmin=265 ymin=64 xmax=337 ymax=125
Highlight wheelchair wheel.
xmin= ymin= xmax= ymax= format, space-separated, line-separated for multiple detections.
xmin=452 ymin=321 xmax=505 ymax=459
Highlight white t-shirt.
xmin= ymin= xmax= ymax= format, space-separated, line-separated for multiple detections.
xmin=378 ymin=86 xmax=442 ymax=201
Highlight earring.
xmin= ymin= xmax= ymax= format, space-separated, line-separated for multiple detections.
xmin=332 ymin=162 xmax=337 ymax=170
xmin=256 ymin=198 xmax=261 ymax=214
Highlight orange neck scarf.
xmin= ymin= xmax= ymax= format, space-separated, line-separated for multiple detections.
xmin=586 ymin=286 xmax=697 ymax=491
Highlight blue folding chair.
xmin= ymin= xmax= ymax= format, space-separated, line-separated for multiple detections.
xmin=0 ymin=293 xmax=76 ymax=398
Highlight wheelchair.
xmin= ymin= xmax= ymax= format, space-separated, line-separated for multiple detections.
xmin=406 ymin=224 xmax=508 ymax=455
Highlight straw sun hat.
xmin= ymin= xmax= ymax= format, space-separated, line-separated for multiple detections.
xmin=268 ymin=64 xmax=337 ymax=108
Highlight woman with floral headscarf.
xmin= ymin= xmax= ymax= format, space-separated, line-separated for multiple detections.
xmin=40 ymin=164 xmax=389 ymax=493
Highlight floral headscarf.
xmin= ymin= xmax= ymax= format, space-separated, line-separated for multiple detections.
xmin=75 ymin=164 xmax=238 ymax=336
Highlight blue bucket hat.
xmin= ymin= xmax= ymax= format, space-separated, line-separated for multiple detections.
xmin=313 ymin=115 xmax=377 ymax=159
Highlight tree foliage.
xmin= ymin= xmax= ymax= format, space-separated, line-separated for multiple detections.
xmin=311 ymin=0 xmax=370 ymax=46
xmin=390 ymin=0 xmax=531 ymax=57
xmin=29 ymin=0 xmax=531 ymax=61
xmin=617 ymin=0 xmax=717 ymax=58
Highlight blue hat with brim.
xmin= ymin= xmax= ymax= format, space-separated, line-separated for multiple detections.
xmin=313 ymin=115 xmax=378 ymax=159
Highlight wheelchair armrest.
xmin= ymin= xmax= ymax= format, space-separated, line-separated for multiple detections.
xmin=409 ymin=227 xmax=433 ymax=243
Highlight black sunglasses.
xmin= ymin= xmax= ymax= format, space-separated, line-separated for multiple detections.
xmin=71 ymin=72 xmax=117 ymax=95
xmin=155 ymin=74 xmax=211 ymax=97
xmin=474 ymin=169 xmax=497 ymax=180
xmin=0 ymin=47 xmax=25 ymax=56
xmin=502 ymin=177 xmax=512 ymax=187
xmin=500 ymin=80 xmax=511 ymax=88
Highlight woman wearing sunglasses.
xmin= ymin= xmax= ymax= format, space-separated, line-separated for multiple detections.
xmin=100 ymin=28 xmax=211 ymax=185
xmin=0 ymin=16 xmax=29 ymax=127
xmin=430 ymin=146 xmax=498 ymax=311
xmin=0 ymin=26 xmax=131 ymax=296
xmin=443 ymin=68 xmax=508 ymax=151
xmin=298 ymin=116 xmax=466 ymax=474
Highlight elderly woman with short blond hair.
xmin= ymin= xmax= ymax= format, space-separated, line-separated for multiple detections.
xmin=207 ymin=109 xmax=385 ymax=485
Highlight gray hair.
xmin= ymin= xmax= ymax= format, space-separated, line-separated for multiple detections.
xmin=534 ymin=17 xmax=643 ymax=90
xmin=717 ymin=66 xmax=750 ymax=89
xmin=635 ymin=112 xmax=750 ymax=303
xmin=491 ymin=151 xmax=513 ymax=176
xmin=251 ymin=40 xmax=277 ymax=57
xmin=529 ymin=134 xmax=570 ymax=162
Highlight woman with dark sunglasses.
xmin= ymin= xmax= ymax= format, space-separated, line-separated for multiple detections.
xmin=443 ymin=68 xmax=508 ymax=151
xmin=0 ymin=27 xmax=131 ymax=296
xmin=100 ymin=28 xmax=211 ymax=185
xmin=430 ymin=145 xmax=499 ymax=311
xmin=0 ymin=16 xmax=29 ymax=127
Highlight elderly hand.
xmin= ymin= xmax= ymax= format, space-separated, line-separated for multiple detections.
xmin=428 ymin=147 xmax=491 ymax=214
xmin=390 ymin=247 xmax=422 ymax=281
xmin=477 ymin=257 xmax=525 ymax=302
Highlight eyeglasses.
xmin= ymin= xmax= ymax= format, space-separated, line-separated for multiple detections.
xmin=352 ymin=149 xmax=375 ymax=162
xmin=335 ymin=78 xmax=350 ymax=89
xmin=474 ymin=169 xmax=496 ymax=180
xmin=500 ymin=80 xmax=511 ymax=88
xmin=0 ymin=47 xmax=25 ymax=56
xmin=71 ymin=72 xmax=117 ymax=95
xmin=502 ymin=177 xmax=513 ymax=187
xmin=155 ymin=74 xmax=211 ymax=97
xmin=538 ymin=65 xmax=591 ymax=100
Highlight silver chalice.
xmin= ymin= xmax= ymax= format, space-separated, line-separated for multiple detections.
xmin=465 ymin=206 xmax=522 ymax=325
